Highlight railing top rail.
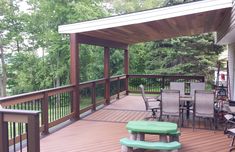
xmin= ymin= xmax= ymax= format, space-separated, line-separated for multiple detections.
xmin=80 ymin=78 xmax=105 ymax=85
xmin=80 ymin=74 xmax=126 ymax=85
xmin=110 ymin=74 xmax=126 ymax=79
xmin=128 ymin=74 xmax=204 ymax=77
xmin=0 ymin=85 xmax=75 ymax=102
xmin=0 ymin=108 xmax=40 ymax=115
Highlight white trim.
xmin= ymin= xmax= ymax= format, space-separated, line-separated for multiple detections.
xmin=228 ymin=44 xmax=235 ymax=100
xmin=58 ymin=0 xmax=232 ymax=34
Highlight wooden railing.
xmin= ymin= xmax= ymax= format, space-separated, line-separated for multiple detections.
xmin=0 ymin=85 xmax=75 ymax=135
xmin=79 ymin=75 xmax=126 ymax=113
xmin=0 ymin=75 xmax=127 ymax=136
xmin=128 ymin=74 xmax=205 ymax=94
xmin=0 ymin=74 xmax=204 ymax=150
xmin=0 ymin=109 xmax=40 ymax=152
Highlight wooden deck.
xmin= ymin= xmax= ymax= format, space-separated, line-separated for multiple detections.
xmin=38 ymin=95 xmax=231 ymax=152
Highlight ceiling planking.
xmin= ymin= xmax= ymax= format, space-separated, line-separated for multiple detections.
xmin=59 ymin=0 xmax=232 ymax=45
xmin=80 ymin=8 xmax=230 ymax=44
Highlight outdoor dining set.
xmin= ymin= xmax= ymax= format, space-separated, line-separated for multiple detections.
xmin=140 ymin=82 xmax=216 ymax=130
xmin=119 ymin=82 xmax=220 ymax=152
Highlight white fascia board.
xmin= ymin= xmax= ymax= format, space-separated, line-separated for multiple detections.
xmin=58 ymin=0 xmax=232 ymax=34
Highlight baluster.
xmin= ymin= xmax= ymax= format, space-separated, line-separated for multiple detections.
xmin=92 ymin=82 xmax=96 ymax=111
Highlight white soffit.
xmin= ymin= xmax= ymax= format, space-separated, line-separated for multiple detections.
xmin=58 ymin=0 xmax=232 ymax=34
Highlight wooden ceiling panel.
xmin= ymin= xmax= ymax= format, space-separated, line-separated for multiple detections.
xmin=80 ymin=8 xmax=230 ymax=44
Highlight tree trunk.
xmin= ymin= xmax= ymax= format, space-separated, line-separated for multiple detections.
xmin=0 ymin=45 xmax=7 ymax=97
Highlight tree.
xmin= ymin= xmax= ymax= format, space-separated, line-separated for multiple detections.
xmin=0 ymin=0 xmax=26 ymax=97
xmin=5 ymin=0 xmax=108 ymax=95
xmin=104 ymin=0 xmax=164 ymax=14
xmin=145 ymin=34 xmax=223 ymax=80
xmin=164 ymin=0 xmax=201 ymax=6
xmin=106 ymin=0 xmax=223 ymax=87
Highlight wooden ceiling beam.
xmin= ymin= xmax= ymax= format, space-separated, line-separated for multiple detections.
xmin=77 ymin=34 xmax=128 ymax=49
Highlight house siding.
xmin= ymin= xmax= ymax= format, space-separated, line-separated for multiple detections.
xmin=216 ymin=1 xmax=235 ymax=44
xmin=228 ymin=43 xmax=235 ymax=100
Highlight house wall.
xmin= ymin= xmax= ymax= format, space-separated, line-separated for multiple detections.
xmin=0 ymin=77 xmax=3 ymax=97
xmin=228 ymin=43 xmax=235 ymax=100
xmin=216 ymin=1 xmax=235 ymax=44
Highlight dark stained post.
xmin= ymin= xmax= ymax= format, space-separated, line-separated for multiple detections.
xmin=27 ymin=114 xmax=40 ymax=152
xmin=42 ymin=92 xmax=49 ymax=134
xmin=92 ymin=82 xmax=96 ymax=111
xmin=104 ymin=47 xmax=110 ymax=105
xmin=117 ymin=77 xmax=120 ymax=99
xmin=0 ymin=113 xmax=8 ymax=152
xmin=124 ymin=48 xmax=129 ymax=95
xmin=70 ymin=33 xmax=80 ymax=119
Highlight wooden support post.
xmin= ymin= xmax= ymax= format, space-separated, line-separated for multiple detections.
xmin=117 ymin=77 xmax=120 ymax=99
xmin=104 ymin=47 xmax=110 ymax=105
xmin=42 ymin=92 xmax=49 ymax=135
xmin=124 ymin=49 xmax=129 ymax=95
xmin=0 ymin=113 xmax=9 ymax=152
xmin=92 ymin=82 xmax=96 ymax=111
xmin=162 ymin=76 xmax=165 ymax=89
xmin=27 ymin=114 xmax=40 ymax=152
xmin=70 ymin=33 xmax=80 ymax=119
xmin=202 ymin=76 xmax=205 ymax=83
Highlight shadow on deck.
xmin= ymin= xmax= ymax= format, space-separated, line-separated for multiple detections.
xmin=39 ymin=95 xmax=230 ymax=152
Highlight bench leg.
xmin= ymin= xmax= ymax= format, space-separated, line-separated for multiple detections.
xmin=137 ymin=133 xmax=145 ymax=141
xmin=169 ymin=135 xmax=179 ymax=142
xmin=121 ymin=145 xmax=133 ymax=152
xmin=159 ymin=135 xmax=168 ymax=142
xmin=129 ymin=132 xmax=137 ymax=140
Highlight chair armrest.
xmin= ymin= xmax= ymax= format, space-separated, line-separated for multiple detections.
xmin=146 ymin=97 xmax=157 ymax=102
xmin=146 ymin=95 xmax=161 ymax=101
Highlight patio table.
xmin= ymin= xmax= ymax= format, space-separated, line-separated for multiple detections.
xmin=126 ymin=121 xmax=178 ymax=142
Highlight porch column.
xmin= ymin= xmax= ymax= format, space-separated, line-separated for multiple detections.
xmin=228 ymin=43 xmax=235 ymax=100
xmin=124 ymin=48 xmax=129 ymax=95
xmin=104 ymin=47 xmax=110 ymax=104
xmin=70 ymin=33 xmax=80 ymax=119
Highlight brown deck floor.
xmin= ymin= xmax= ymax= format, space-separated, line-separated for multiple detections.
xmin=38 ymin=95 xmax=231 ymax=152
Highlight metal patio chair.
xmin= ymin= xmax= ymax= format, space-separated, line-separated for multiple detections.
xmin=139 ymin=84 xmax=160 ymax=119
xmin=160 ymin=89 xmax=184 ymax=127
xmin=190 ymin=82 xmax=205 ymax=98
xmin=224 ymin=113 xmax=235 ymax=152
xmin=193 ymin=90 xmax=215 ymax=130
xmin=170 ymin=82 xmax=185 ymax=97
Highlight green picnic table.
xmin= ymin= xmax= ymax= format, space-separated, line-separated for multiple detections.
xmin=127 ymin=120 xmax=177 ymax=134
xmin=126 ymin=120 xmax=179 ymax=142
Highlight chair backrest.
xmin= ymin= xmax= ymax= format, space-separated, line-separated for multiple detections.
xmin=139 ymin=84 xmax=149 ymax=110
xmin=170 ymin=82 xmax=185 ymax=96
xmin=161 ymin=89 xmax=180 ymax=116
xmin=190 ymin=82 xmax=205 ymax=96
xmin=194 ymin=90 xmax=215 ymax=118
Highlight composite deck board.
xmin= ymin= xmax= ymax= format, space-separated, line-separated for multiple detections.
xmin=32 ymin=95 xmax=231 ymax=152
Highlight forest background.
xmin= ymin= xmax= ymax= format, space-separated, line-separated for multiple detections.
xmin=0 ymin=0 xmax=223 ymax=97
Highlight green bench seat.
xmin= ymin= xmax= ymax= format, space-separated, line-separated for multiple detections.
xmin=120 ymin=138 xmax=181 ymax=152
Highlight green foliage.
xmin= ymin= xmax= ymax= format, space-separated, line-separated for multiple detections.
xmin=7 ymin=52 xmax=50 ymax=94
xmin=80 ymin=45 xmax=104 ymax=82
xmin=144 ymin=34 xmax=222 ymax=76
xmin=1 ymin=0 xmax=224 ymax=96
xmin=104 ymin=0 xmax=164 ymax=14
xmin=4 ymin=0 xmax=108 ymax=94
xmin=143 ymin=34 xmax=223 ymax=86
xmin=110 ymin=48 xmax=124 ymax=76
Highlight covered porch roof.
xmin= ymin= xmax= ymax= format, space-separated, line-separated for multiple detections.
xmin=58 ymin=0 xmax=233 ymax=45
